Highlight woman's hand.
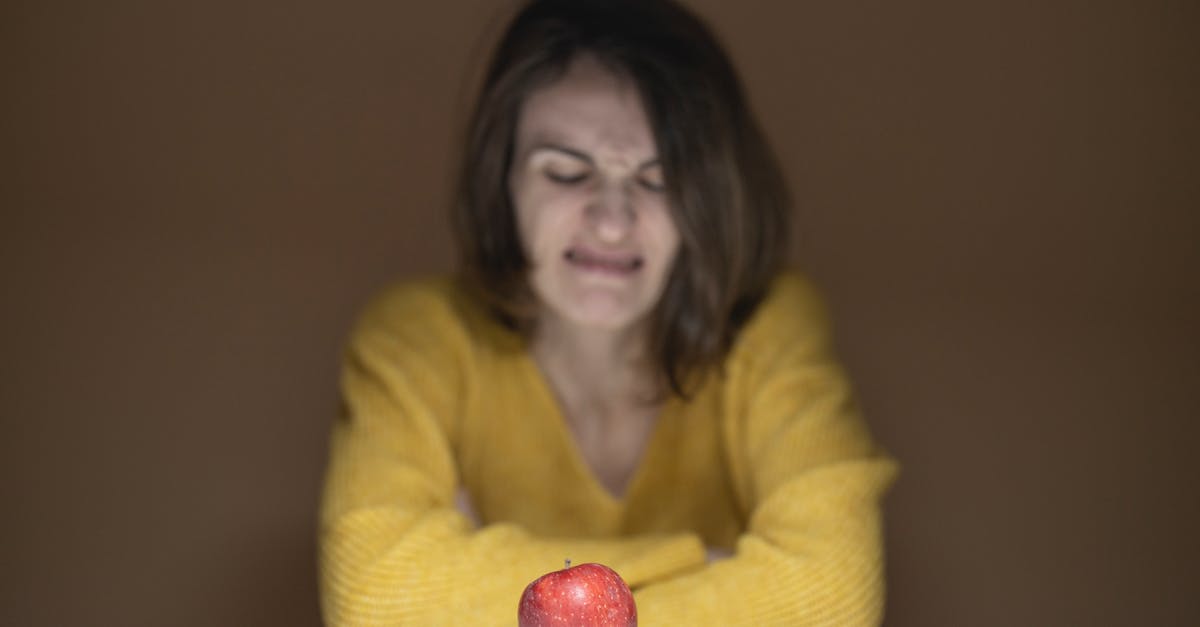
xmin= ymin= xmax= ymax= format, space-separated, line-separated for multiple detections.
xmin=706 ymin=546 xmax=733 ymax=563
xmin=455 ymin=486 xmax=480 ymax=528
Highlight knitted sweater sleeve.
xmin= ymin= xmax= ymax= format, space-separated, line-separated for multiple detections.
xmin=317 ymin=283 xmax=705 ymax=626
xmin=633 ymin=275 xmax=898 ymax=625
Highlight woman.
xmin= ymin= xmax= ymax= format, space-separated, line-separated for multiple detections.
xmin=319 ymin=0 xmax=897 ymax=624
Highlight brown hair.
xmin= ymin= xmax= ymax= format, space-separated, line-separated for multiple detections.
xmin=452 ymin=0 xmax=790 ymax=396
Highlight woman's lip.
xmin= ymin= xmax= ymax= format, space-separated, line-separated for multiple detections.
xmin=564 ymin=248 xmax=644 ymax=274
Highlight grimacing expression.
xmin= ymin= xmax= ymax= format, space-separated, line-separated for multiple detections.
xmin=508 ymin=56 xmax=681 ymax=334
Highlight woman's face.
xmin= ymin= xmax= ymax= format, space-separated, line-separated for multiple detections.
xmin=509 ymin=56 xmax=680 ymax=335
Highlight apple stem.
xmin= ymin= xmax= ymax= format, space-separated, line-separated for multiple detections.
xmin=565 ymin=558 xmax=571 ymax=569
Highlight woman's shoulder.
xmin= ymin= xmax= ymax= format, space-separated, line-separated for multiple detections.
xmin=744 ymin=267 xmax=830 ymax=333
xmin=360 ymin=274 xmax=462 ymax=313
xmin=738 ymin=270 xmax=834 ymax=347
xmin=356 ymin=275 xmax=456 ymax=325
xmin=349 ymin=274 xmax=499 ymax=349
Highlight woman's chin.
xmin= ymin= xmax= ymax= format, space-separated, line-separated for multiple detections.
xmin=552 ymin=296 xmax=651 ymax=333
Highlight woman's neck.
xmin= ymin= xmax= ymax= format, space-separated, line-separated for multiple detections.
xmin=529 ymin=312 xmax=665 ymax=499
xmin=530 ymin=314 xmax=659 ymax=413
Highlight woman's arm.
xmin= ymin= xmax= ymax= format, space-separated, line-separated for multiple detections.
xmin=632 ymin=274 xmax=898 ymax=626
xmin=318 ymin=283 xmax=705 ymax=625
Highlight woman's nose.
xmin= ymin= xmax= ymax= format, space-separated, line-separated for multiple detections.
xmin=586 ymin=182 xmax=635 ymax=242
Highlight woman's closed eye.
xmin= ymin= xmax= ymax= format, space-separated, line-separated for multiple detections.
xmin=636 ymin=164 xmax=664 ymax=192
xmin=545 ymin=168 xmax=591 ymax=185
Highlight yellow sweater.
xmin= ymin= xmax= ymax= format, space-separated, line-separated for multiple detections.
xmin=319 ymin=271 xmax=897 ymax=625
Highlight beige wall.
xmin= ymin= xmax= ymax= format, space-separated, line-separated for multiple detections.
xmin=4 ymin=1 xmax=1196 ymax=624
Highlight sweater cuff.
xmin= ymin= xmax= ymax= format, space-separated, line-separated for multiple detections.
xmin=617 ymin=533 xmax=706 ymax=588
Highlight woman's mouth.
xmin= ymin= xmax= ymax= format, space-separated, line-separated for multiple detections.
xmin=564 ymin=248 xmax=644 ymax=275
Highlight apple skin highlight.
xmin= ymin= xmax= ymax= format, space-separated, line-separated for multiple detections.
xmin=518 ymin=562 xmax=637 ymax=627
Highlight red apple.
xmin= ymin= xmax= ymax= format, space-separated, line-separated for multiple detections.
xmin=518 ymin=560 xmax=637 ymax=626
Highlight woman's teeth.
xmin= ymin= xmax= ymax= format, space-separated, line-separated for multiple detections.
xmin=565 ymin=250 xmax=642 ymax=272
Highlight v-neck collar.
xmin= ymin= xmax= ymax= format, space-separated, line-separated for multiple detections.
xmin=516 ymin=346 xmax=674 ymax=512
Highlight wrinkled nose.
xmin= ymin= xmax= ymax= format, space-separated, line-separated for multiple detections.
xmin=586 ymin=183 xmax=635 ymax=243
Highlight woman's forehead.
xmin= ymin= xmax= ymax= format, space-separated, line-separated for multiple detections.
xmin=514 ymin=57 xmax=656 ymax=158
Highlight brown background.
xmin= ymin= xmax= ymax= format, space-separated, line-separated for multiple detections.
xmin=3 ymin=0 xmax=1197 ymax=625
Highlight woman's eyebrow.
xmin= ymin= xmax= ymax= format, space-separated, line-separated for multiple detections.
xmin=526 ymin=143 xmax=660 ymax=169
xmin=527 ymin=143 xmax=593 ymax=164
